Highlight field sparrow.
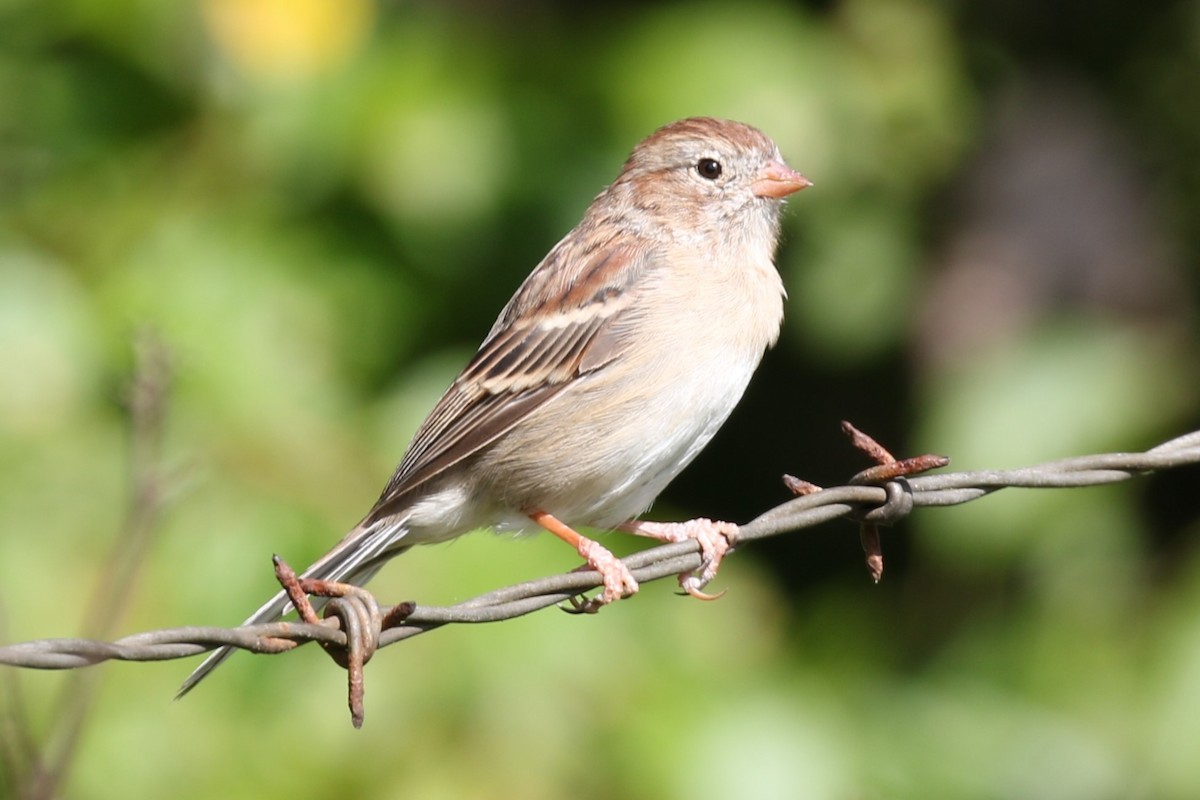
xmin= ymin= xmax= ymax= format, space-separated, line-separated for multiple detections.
xmin=179 ymin=117 xmax=809 ymax=695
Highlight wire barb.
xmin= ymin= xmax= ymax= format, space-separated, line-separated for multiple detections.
xmin=786 ymin=422 xmax=946 ymax=582
xmin=265 ymin=555 xmax=417 ymax=727
xmin=2 ymin=428 xmax=1199 ymax=727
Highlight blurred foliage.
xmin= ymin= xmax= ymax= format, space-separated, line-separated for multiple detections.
xmin=2 ymin=0 xmax=1199 ymax=798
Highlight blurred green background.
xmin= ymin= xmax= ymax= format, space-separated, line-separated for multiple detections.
xmin=2 ymin=0 xmax=1199 ymax=797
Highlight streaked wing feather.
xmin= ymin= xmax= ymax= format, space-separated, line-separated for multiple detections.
xmin=366 ymin=240 xmax=650 ymax=523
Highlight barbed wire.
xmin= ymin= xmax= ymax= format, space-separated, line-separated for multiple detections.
xmin=6 ymin=428 xmax=1198 ymax=662
xmin=3 ymin=428 xmax=1199 ymax=725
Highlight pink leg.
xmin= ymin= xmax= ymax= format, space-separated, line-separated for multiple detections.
xmin=620 ymin=518 xmax=738 ymax=600
xmin=530 ymin=510 xmax=639 ymax=610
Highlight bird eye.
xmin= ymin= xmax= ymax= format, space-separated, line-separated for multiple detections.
xmin=696 ymin=158 xmax=722 ymax=180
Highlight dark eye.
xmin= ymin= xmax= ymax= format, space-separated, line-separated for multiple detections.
xmin=696 ymin=158 xmax=722 ymax=180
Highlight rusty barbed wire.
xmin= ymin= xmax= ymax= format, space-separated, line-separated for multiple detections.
xmin=4 ymin=427 xmax=1198 ymax=669
xmin=2 ymin=428 xmax=1199 ymax=724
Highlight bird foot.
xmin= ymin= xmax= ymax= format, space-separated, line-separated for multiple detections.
xmin=622 ymin=518 xmax=738 ymax=599
xmin=572 ymin=536 xmax=640 ymax=613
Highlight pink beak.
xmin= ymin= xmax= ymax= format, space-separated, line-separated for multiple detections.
xmin=751 ymin=161 xmax=812 ymax=198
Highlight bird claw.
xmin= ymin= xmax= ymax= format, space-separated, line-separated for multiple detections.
xmin=559 ymin=595 xmax=598 ymax=614
xmin=677 ymin=577 xmax=728 ymax=601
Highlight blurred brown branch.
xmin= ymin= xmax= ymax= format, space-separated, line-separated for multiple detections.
xmin=0 ymin=330 xmax=174 ymax=800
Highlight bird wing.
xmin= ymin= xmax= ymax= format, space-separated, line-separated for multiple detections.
xmin=365 ymin=238 xmax=652 ymax=523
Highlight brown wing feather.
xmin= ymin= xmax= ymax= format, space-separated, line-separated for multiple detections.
xmin=365 ymin=237 xmax=653 ymax=523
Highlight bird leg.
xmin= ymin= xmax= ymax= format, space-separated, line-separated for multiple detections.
xmin=620 ymin=518 xmax=738 ymax=600
xmin=529 ymin=510 xmax=639 ymax=612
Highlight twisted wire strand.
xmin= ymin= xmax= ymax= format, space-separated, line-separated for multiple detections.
xmin=3 ymin=430 xmax=1198 ymax=671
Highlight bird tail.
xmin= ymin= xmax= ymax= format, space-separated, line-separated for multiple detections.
xmin=174 ymin=516 xmax=411 ymax=699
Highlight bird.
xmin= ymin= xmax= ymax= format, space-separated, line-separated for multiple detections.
xmin=177 ymin=116 xmax=810 ymax=696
